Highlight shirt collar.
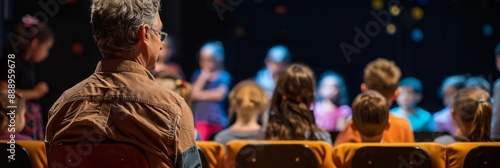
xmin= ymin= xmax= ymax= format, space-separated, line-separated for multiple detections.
xmin=95 ymin=59 xmax=155 ymax=80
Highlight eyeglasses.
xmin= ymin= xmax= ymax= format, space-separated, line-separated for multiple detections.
xmin=150 ymin=28 xmax=168 ymax=43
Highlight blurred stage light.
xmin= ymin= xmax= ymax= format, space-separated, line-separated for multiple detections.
xmin=483 ymin=24 xmax=493 ymax=36
xmin=411 ymin=28 xmax=424 ymax=42
xmin=372 ymin=0 xmax=384 ymax=11
xmin=390 ymin=5 xmax=401 ymax=16
xmin=387 ymin=24 xmax=396 ymax=35
xmin=275 ymin=5 xmax=287 ymax=15
xmin=411 ymin=7 xmax=424 ymax=21
xmin=234 ymin=26 xmax=246 ymax=38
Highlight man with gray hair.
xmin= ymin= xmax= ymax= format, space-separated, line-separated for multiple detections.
xmin=45 ymin=0 xmax=201 ymax=167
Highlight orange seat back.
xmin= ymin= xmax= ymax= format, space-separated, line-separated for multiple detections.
xmin=196 ymin=141 xmax=225 ymax=168
xmin=226 ymin=140 xmax=333 ymax=168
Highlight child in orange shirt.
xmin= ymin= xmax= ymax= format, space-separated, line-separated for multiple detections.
xmin=334 ymin=58 xmax=414 ymax=146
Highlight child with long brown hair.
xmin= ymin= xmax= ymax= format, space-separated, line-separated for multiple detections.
xmin=263 ymin=64 xmax=331 ymax=143
xmin=434 ymin=87 xmax=493 ymax=145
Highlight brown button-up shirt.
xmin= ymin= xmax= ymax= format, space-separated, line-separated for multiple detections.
xmin=46 ymin=59 xmax=200 ymax=167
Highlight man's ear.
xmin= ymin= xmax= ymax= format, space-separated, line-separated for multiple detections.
xmin=360 ymin=83 xmax=368 ymax=92
xmin=139 ymin=24 xmax=151 ymax=47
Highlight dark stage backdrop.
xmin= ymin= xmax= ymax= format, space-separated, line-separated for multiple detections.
xmin=2 ymin=0 xmax=500 ymax=125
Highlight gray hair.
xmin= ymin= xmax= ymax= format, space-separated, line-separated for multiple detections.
xmin=91 ymin=0 xmax=160 ymax=58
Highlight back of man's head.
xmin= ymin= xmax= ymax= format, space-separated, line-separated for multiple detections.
xmin=363 ymin=58 xmax=401 ymax=100
xmin=91 ymin=0 xmax=160 ymax=58
xmin=352 ymin=90 xmax=388 ymax=142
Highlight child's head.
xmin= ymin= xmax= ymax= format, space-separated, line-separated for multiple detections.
xmin=9 ymin=15 xmax=54 ymax=63
xmin=228 ymin=81 xmax=267 ymax=122
xmin=199 ymin=41 xmax=225 ymax=71
xmin=465 ymin=76 xmax=491 ymax=93
xmin=352 ymin=90 xmax=388 ymax=142
xmin=396 ymin=77 xmax=423 ymax=109
xmin=0 ymin=93 xmax=27 ymax=133
xmin=362 ymin=58 xmax=401 ymax=104
xmin=266 ymin=64 xmax=319 ymax=140
xmin=317 ymin=71 xmax=349 ymax=106
xmin=265 ymin=45 xmax=291 ymax=75
xmin=451 ymin=87 xmax=492 ymax=142
xmin=154 ymin=71 xmax=192 ymax=108
xmin=439 ymin=75 xmax=466 ymax=107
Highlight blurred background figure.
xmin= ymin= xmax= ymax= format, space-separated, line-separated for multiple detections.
xmin=263 ymin=64 xmax=332 ymax=144
xmin=154 ymin=37 xmax=185 ymax=79
xmin=214 ymin=81 xmax=267 ymax=144
xmin=493 ymin=43 xmax=500 ymax=141
xmin=433 ymin=75 xmax=466 ymax=134
xmin=0 ymin=92 xmax=31 ymax=140
xmin=0 ymin=15 xmax=53 ymax=140
xmin=255 ymin=45 xmax=291 ymax=98
xmin=313 ymin=71 xmax=351 ymax=132
xmin=434 ymin=87 xmax=493 ymax=145
xmin=465 ymin=76 xmax=491 ymax=93
xmin=390 ymin=77 xmax=434 ymax=132
xmin=191 ymin=41 xmax=232 ymax=140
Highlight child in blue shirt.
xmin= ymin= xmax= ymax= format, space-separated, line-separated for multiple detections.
xmin=390 ymin=77 xmax=434 ymax=132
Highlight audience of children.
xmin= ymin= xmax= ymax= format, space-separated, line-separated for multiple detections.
xmin=214 ymin=81 xmax=267 ymax=144
xmin=0 ymin=92 xmax=31 ymax=140
xmin=0 ymin=15 xmax=53 ymax=140
xmin=191 ymin=41 xmax=232 ymax=140
xmin=334 ymin=58 xmax=414 ymax=146
xmin=313 ymin=71 xmax=352 ymax=131
xmin=434 ymin=87 xmax=493 ymax=145
xmin=390 ymin=77 xmax=434 ymax=132
xmin=433 ymin=75 xmax=466 ymax=134
xmin=261 ymin=64 xmax=332 ymax=144
xmin=351 ymin=90 xmax=389 ymax=142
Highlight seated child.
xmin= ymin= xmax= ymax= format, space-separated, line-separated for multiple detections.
xmin=0 ymin=92 xmax=31 ymax=140
xmin=434 ymin=87 xmax=493 ymax=145
xmin=352 ymin=91 xmax=389 ymax=142
xmin=334 ymin=58 xmax=414 ymax=146
xmin=433 ymin=75 xmax=466 ymax=134
xmin=390 ymin=77 xmax=434 ymax=132
xmin=262 ymin=64 xmax=332 ymax=144
xmin=214 ymin=81 xmax=267 ymax=144
xmin=313 ymin=71 xmax=352 ymax=131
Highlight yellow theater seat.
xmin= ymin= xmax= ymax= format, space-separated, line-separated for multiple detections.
xmin=225 ymin=140 xmax=333 ymax=168
xmin=0 ymin=140 xmax=48 ymax=168
xmin=332 ymin=143 xmax=446 ymax=168
xmin=196 ymin=141 xmax=225 ymax=168
xmin=446 ymin=142 xmax=500 ymax=168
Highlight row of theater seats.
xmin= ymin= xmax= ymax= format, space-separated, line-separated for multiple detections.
xmin=2 ymin=140 xmax=499 ymax=168
xmin=199 ymin=140 xmax=500 ymax=168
